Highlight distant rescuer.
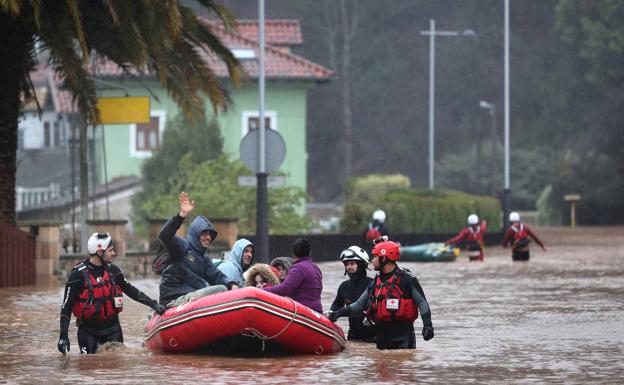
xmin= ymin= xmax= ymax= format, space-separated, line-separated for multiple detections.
xmin=329 ymin=237 xmax=434 ymax=349
xmin=445 ymin=214 xmax=487 ymax=261
xmin=58 ymin=233 xmax=165 ymax=355
xmin=502 ymin=211 xmax=546 ymax=261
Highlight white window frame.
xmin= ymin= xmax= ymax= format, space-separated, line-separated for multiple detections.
xmin=129 ymin=110 xmax=166 ymax=158
xmin=241 ymin=110 xmax=277 ymax=136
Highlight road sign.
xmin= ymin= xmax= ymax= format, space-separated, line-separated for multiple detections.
xmin=239 ymin=129 xmax=286 ymax=173
xmin=238 ymin=175 xmax=285 ymax=187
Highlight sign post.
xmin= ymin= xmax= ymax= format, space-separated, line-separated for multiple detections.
xmin=563 ymin=194 xmax=581 ymax=227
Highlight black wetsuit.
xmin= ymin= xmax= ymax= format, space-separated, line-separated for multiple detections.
xmin=349 ymin=266 xmax=431 ymax=350
xmin=59 ymin=260 xmax=160 ymax=354
xmin=330 ymin=267 xmax=375 ymax=342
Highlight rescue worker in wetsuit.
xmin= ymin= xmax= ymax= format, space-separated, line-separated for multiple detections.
xmin=446 ymin=214 xmax=487 ymax=261
xmin=502 ymin=211 xmax=546 ymax=261
xmin=58 ymin=233 xmax=165 ymax=355
xmin=329 ymin=246 xmax=375 ymax=342
xmin=363 ymin=210 xmax=390 ymax=251
xmin=328 ymin=237 xmax=434 ymax=350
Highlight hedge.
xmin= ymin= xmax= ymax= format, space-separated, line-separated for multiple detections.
xmin=341 ymin=175 xmax=501 ymax=233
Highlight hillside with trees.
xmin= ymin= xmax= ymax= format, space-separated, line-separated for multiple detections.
xmin=207 ymin=0 xmax=624 ymax=225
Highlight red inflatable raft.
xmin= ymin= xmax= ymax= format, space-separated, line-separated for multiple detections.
xmin=144 ymin=287 xmax=347 ymax=355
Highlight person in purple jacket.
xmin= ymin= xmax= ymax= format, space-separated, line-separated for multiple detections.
xmin=263 ymin=238 xmax=323 ymax=313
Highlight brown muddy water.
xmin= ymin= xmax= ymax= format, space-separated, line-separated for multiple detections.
xmin=0 ymin=227 xmax=623 ymax=384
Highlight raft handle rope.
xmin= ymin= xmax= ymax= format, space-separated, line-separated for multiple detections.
xmin=240 ymin=297 xmax=298 ymax=352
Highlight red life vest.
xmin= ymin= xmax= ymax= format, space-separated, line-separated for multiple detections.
xmin=510 ymin=224 xmax=530 ymax=249
xmin=366 ymin=270 xmax=418 ymax=322
xmin=365 ymin=223 xmax=382 ymax=242
xmin=72 ymin=262 xmax=123 ymax=322
xmin=467 ymin=226 xmax=484 ymax=242
xmin=466 ymin=226 xmax=484 ymax=256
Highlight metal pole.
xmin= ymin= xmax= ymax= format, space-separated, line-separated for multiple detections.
xmin=70 ymin=120 xmax=76 ymax=252
xmin=79 ymin=117 xmax=88 ymax=253
xmin=503 ymin=0 xmax=511 ymax=231
xmin=428 ymin=19 xmax=435 ymax=190
xmin=256 ymin=0 xmax=269 ymax=263
xmin=100 ymin=124 xmax=110 ymax=219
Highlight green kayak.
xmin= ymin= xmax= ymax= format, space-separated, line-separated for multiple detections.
xmin=400 ymin=242 xmax=459 ymax=262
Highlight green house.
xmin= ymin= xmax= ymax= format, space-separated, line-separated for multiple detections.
xmin=91 ymin=20 xmax=333 ymax=194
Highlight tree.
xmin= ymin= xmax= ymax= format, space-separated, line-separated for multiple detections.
xmin=135 ymin=154 xmax=311 ymax=235
xmin=0 ymin=0 xmax=242 ymax=225
xmin=132 ymin=112 xmax=224 ymax=230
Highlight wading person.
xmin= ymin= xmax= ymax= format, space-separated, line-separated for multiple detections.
xmin=58 ymin=233 xmax=165 ymax=355
xmin=329 ymin=246 xmax=375 ymax=342
xmin=502 ymin=212 xmax=546 ymax=261
xmin=329 ymin=237 xmax=434 ymax=350
xmin=264 ymin=238 xmax=323 ymax=313
xmin=218 ymin=238 xmax=254 ymax=288
xmin=362 ymin=210 xmax=389 ymax=251
xmin=446 ymin=214 xmax=487 ymax=261
xmin=158 ymin=192 xmax=237 ymax=307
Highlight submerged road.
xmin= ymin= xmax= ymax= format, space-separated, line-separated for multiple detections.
xmin=0 ymin=226 xmax=622 ymax=384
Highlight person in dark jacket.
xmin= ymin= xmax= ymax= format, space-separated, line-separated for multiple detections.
xmin=329 ymin=245 xmax=375 ymax=342
xmin=264 ymin=238 xmax=323 ymax=313
xmin=329 ymin=237 xmax=434 ymax=350
xmin=158 ymin=192 xmax=237 ymax=307
xmin=58 ymin=232 xmax=165 ymax=355
xmin=362 ymin=209 xmax=390 ymax=251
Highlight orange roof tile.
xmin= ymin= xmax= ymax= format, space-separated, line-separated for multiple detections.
xmin=89 ymin=19 xmax=333 ymax=81
xmin=233 ymin=20 xmax=303 ymax=46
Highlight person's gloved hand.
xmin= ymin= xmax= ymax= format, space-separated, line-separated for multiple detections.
xmin=153 ymin=303 xmax=166 ymax=315
xmin=421 ymin=311 xmax=434 ymax=341
xmin=422 ymin=325 xmax=434 ymax=341
xmin=57 ymin=336 xmax=70 ymax=354
xmin=328 ymin=306 xmax=351 ymax=322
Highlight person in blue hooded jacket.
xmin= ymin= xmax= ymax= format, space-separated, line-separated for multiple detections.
xmin=158 ymin=192 xmax=238 ymax=307
xmin=218 ymin=238 xmax=254 ymax=287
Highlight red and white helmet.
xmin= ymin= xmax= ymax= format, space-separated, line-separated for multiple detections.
xmin=87 ymin=232 xmax=114 ymax=255
xmin=372 ymin=240 xmax=401 ymax=261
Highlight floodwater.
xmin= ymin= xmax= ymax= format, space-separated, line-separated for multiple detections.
xmin=1 ymin=226 xmax=623 ymax=384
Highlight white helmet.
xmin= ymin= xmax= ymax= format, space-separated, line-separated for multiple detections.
xmin=467 ymin=214 xmax=479 ymax=225
xmin=340 ymin=246 xmax=370 ymax=266
xmin=87 ymin=232 xmax=113 ymax=255
xmin=372 ymin=210 xmax=386 ymax=223
xmin=509 ymin=212 xmax=520 ymax=222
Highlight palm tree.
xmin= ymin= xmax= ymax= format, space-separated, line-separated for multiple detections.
xmin=0 ymin=0 xmax=241 ymax=225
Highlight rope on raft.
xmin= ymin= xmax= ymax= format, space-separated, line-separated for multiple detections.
xmin=240 ymin=298 xmax=298 ymax=351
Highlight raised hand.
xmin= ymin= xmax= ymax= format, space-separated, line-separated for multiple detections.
xmin=179 ymin=192 xmax=196 ymax=217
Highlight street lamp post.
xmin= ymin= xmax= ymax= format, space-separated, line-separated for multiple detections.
xmin=420 ymin=20 xmax=475 ymax=189
xmin=503 ymin=0 xmax=511 ymax=231
xmin=479 ymin=100 xmax=499 ymax=197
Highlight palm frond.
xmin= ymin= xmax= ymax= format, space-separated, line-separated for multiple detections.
xmin=65 ymin=0 xmax=89 ymax=63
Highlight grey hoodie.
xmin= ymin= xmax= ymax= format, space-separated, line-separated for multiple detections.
xmin=218 ymin=238 xmax=253 ymax=287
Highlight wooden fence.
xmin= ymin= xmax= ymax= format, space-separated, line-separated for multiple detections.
xmin=0 ymin=222 xmax=35 ymax=287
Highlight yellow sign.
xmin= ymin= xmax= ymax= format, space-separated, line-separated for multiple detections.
xmin=96 ymin=96 xmax=150 ymax=124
